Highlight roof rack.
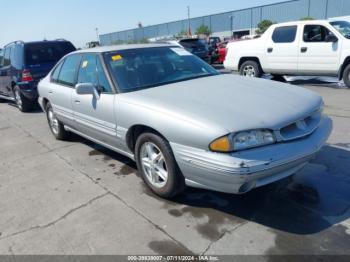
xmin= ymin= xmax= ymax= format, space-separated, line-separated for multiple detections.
xmin=55 ymin=38 xmax=68 ymax=41
xmin=4 ymin=40 xmax=24 ymax=47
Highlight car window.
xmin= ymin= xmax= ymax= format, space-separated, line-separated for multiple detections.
xmin=303 ymin=25 xmax=334 ymax=42
xmin=24 ymin=42 xmax=76 ymax=66
xmin=96 ymin=57 xmax=112 ymax=93
xmin=77 ymin=54 xmax=98 ymax=86
xmin=57 ymin=54 xmax=81 ymax=87
xmin=51 ymin=60 xmax=64 ymax=82
xmin=0 ymin=50 xmax=4 ymax=67
xmin=272 ymin=26 xmax=297 ymax=43
xmin=3 ymin=47 xmax=11 ymax=67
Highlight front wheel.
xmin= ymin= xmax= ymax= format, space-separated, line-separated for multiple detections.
xmin=240 ymin=60 xmax=262 ymax=78
xmin=342 ymin=64 xmax=350 ymax=88
xmin=45 ymin=102 xmax=69 ymax=140
xmin=135 ymin=133 xmax=185 ymax=198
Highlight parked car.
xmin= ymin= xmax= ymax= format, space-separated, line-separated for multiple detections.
xmin=211 ymin=41 xmax=228 ymax=64
xmin=38 ymin=44 xmax=332 ymax=198
xmin=177 ymin=38 xmax=210 ymax=63
xmin=0 ymin=39 xmax=76 ymax=112
xmin=224 ymin=19 xmax=350 ymax=88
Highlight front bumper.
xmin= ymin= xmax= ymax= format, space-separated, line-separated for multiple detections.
xmin=171 ymin=115 xmax=333 ymax=194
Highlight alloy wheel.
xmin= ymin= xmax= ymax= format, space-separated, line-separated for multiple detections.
xmin=14 ymin=89 xmax=22 ymax=110
xmin=140 ymin=142 xmax=168 ymax=188
xmin=47 ymin=108 xmax=59 ymax=135
xmin=243 ymin=65 xmax=256 ymax=77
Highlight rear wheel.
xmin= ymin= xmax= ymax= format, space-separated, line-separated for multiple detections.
xmin=342 ymin=64 xmax=350 ymax=88
xmin=135 ymin=132 xmax=185 ymax=198
xmin=14 ymin=86 xmax=33 ymax=112
xmin=45 ymin=102 xmax=69 ymax=140
xmin=240 ymin=60 xmax=262 ymax=78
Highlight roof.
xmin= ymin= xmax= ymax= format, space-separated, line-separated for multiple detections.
xmin=74 ymin=43 xmax=175 ymax=54
xmin=4 ymin=39 xmax=72 ymax=48
xmin=271 ymin=20 xmax=332 ymax=27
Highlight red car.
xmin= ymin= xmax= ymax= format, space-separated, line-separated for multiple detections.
xmin=216 ymin=41 xmax=228 ymax=64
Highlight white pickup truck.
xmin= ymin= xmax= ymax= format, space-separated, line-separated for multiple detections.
xmin=224 ymin=19 xmax=350 ymax=87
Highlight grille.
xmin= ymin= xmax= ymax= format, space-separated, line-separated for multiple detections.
xmin=278 ymin=110 xmax=322 ymax=141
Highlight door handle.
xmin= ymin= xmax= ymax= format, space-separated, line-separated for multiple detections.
xmin=74 ymin=100 xmax=81 ymax=104
xmin=48 ymin=91 xmax=53 ymax=95
xmin=267 ymin=47 xmax=273 ymax=53
xmin=301 ymin=47 xmax=308 ymax=53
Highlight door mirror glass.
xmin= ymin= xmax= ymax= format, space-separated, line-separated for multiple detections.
xmin=75 ymin=83 xmax=100 ymax=99
xmin=325 ymin=34 xmax=338 ymax=43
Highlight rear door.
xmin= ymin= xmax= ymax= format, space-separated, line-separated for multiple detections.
xmin=48 ymin=54 xmax=82 ymax=127
xmin=265 ymin=25 xmax=300 ymax=74
xmin=72 ymin=53 xmax=118 ymax=147
xmin=298 ymin=24 xmax=341 ymax=75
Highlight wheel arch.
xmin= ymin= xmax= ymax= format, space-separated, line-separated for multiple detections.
xmin=339 ymin=57 xmax=350 ymax=80
xmin=238 ymin=57 xmax=263 ymax=71
xmin=126 ymin=124 xmax=168 ymax=153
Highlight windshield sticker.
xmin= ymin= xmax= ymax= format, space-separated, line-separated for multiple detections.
xmin=82 ymin=60 xmax=88 ymax=68
xmin=112 ymin=54 xmax=123 ymax=61
xmin=171 ymin=48 xmax=192 ymax=56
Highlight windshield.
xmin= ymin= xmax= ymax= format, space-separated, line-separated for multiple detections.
xmin=330 ymin=20 xmax=350 ymax=39
xmin=24 ymin=42 xmax=76 ymax=65
xmin=103 ymin=47 xmax=218 ymax=93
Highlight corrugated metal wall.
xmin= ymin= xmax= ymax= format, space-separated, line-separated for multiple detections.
xmin=100 ymin=0 xmax=350 ymax=45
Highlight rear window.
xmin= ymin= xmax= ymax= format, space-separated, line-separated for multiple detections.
xmin=24 ymin=42 xmax=76 ymax=65
xmin=272 ymin=26 xmax=297 ymax=43
xmin=179 ymin=39 xmax=206 ymax=48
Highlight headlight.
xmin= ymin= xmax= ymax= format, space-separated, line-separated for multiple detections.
xmin=209 ymin=129 xmax=276 ymax=153
xmin=233 ymin=129 xmax=276 ymax=151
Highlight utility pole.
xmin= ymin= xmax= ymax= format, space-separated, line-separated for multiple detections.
xmin=95 ymin=28 xmax=99 ymax=43
xmin=187 ymin=6 xmax=191 ymax=36
xmin=229 ymin=15 xmax=234 ymax=39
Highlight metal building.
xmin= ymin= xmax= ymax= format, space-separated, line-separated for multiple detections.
xmin=100 ymin=0 xmax=350 ymax=45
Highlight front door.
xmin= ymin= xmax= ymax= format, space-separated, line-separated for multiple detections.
xmin=298 ymin=24 xmax=341 ymax=75
xmin=72 ymin=53 xmax=118 ymax=147
xmin=265 ymin=25 xmax=299 ymax=74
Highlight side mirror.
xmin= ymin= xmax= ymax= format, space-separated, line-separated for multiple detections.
xmin=326 ymin=34 xmax=338 ymax=43
xmin=75 ymin=83 xmax=100 ymax=99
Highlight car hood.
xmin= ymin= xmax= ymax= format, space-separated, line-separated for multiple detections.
xmin=119 ymin=74 xmax=323 ymax=133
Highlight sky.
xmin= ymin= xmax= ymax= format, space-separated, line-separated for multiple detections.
xmin=0 ymin=0 xmax=285 ymax=48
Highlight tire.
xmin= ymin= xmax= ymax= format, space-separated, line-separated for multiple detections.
xmin=240 ymin=60 xmax=263 ymax=78
xmin=13 ymin=86 xmax=33 ymax=112
xmin=135 ymin=132 xmax=186 ymax=198
xmin=271 ymin=74 xmax=286 ymax=82
xmin=45 ymin=102 xmax=69 ymax=140
xmin=343 ymin=64 xmax=350 ymax=88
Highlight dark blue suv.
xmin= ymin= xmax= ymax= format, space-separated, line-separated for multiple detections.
xmin=0 ymin=40 xmax=76 ymax=112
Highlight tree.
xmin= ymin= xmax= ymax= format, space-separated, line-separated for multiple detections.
xmin=300 ymin=16 xmax=314 ymax=21
xmin=256 ymin=20 xmax=275 ymax=35
xmin=195 ymin=25 xmax=211 ymax=36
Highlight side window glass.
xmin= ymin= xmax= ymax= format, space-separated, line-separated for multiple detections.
xmin=57 ymin=54 xmax=81 ymax=87
xmin=77 ymin=54 xmax=97 ymax=86
xmin=51 ymin=60 xmax=64 ymax=82
xmin=303 ymin=25 xmax=333 ymax=42
xmin=4 ymin=47 xmax=11 ymax=67
xmin=0 ymin=50 xmax=4 ymax=67
xmin=10 ymin=46 xmax=16 ymax=67
xmin=272 ymin=26 xmax=297 ymax=43
xmin=96 ymin=57 xmax=112 ymax=93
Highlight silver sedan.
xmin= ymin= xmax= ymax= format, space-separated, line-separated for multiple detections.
xmin=38 ymin=44 xmax=332 ymax=198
